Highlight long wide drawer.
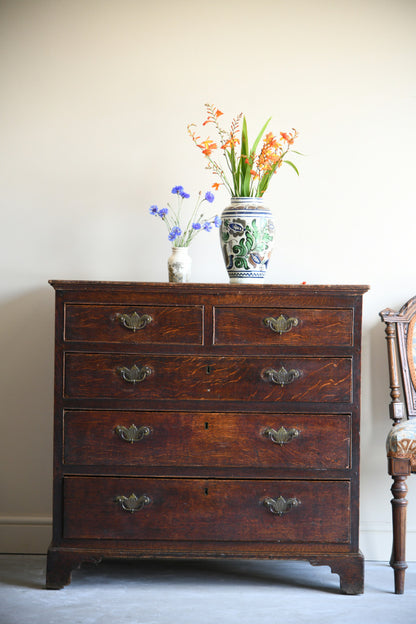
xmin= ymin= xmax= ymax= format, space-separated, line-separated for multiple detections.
xmin=63 ymin=411 xmax=351 ymax=470
xmin=64 ymin=354 xmax=352 ymax=403
xmin=214 ymin=307 xmax=353 ymax=346
xmin=64 ymin=304 xmax=204 ymax=344
xmin=63 ymin=477 xmax=351 ymax=543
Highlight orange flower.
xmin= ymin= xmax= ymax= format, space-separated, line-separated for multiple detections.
xmin=198 ymin=139 xmax=217 ymax=156
xmin=221 ymin=136 xmax=240 ymax=150
xmin=203 ymin=107 xmax=224 ymax=126
xmin=280 ymin=129 xmax=298 ymax=145
xmin=212 ymin=182 xmax=221 ymax=190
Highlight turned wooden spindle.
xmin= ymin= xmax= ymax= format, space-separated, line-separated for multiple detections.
xmin=390 ymin=474 xmax=409 ymax=594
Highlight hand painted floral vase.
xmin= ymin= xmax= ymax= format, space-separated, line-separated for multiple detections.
xmin=219 ymin=197 xmax=275 ymax=284
xmin=167 ymin=246 xmax=192 ymax=283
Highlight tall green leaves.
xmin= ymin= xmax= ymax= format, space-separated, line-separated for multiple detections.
xmin=235 ymin=117 xmax=272 ymax=196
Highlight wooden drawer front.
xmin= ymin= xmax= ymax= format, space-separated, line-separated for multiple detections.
xmin=64 ymin=304 xmax=203 ymax=344
xmin=64 ymin=354 xmax=352 ymax=403
xmin=214 ymin=307 xmax=353 ymax=346
xmin=63 ymin=477 xmax=351 ymax=543
xmin=63 ymin=411 xmax=351 ymax=470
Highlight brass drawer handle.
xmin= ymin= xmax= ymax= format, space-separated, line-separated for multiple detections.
xmin=114 ymin=493 xmax=151 ymax=513
xmin=263 ymin=426 xmax=300 ymax=445
xmin=263 ymin=496 xmax=301 ymax=516
xmin=116 ymin=312 xmax=153 ymax=331
xmin=263 ymin=315 xmax=299 ymax=335
xmin=261 ymin=366 xmax=301 ymax=387
xmin=115 ymin=424 xmax=152 ymax=443
xmin=118 ymin=364 xmax=153 ymax=384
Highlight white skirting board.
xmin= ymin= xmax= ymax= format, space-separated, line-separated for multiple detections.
xmin=1 ymin=516 xmax=416 ymax=561
xmin=0 ymin=517 xmax=52 ymax=554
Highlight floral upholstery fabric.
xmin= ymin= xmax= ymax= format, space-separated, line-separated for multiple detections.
xmin=386 ymin=419 xmax=416 ymax=470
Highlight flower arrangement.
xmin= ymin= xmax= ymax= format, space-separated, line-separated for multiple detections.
xmin=188 ymin=104 xmax=300 ymax=198
xmin=149 ymin=185 xmax=221 ymax=247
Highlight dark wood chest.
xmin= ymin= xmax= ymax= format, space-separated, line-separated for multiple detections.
xmin=46 ymin=281 xmax=368 ymax=593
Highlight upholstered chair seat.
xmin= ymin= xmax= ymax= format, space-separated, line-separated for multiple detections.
xmin=386 ymin=420 xmax=416 ymax=471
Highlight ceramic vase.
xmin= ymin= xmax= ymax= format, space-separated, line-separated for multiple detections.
xmin=219 ymin=197 xmax=275 ymax=284
xmin=167 ymin=246 xmax=192 ymax=283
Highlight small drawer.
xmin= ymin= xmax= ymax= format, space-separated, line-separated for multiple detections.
xmin=63 ymin=411 xmax=351 ymax=470
xmin=64 ymin=354 xmax=352 ymax=404
xmin=64 ymin=304 xmax=204 ymax=344
xmin=63 ymin=476 xmax=351 ymax=543
xmin=214 ymin=307 xmax=353 ymax=346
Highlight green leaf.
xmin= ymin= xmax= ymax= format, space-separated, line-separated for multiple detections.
xmin=283 ymin=160 xmax=300 ymax=175
xmin=249 ymin=117 xmax=271 ymax=158
xmin=242 ymin=161 xmax=252 ymax=196
xmin=241 ymin=117 xmax=272 ymax=197
xmin=240 ymin=117 xmax=249 ymax=194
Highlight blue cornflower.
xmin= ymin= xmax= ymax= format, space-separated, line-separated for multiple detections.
xmin=192 ymin=222 xmax=202 ymax=230
xmin=149 ymin=205 xmax=159 ymax=216
xmin=205 ymin=191 xmax=215 ymax=203
xmin=158 ymin=207 xmax=168 ymax=218
xmin=168 ymin=226 xmax=182 ymax=241
xmin=203 ymin=222 xmax=212 ymax=232
xmin=213 ymin=215 xmax=221 ymax=228
xmin=171 ymin=185 xmax=184 ymax=195
xmin=180 ymin=190 xmax=190 ymax=199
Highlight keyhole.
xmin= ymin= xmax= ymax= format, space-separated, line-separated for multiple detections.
xmin=206 ymin=365 xmax=212 ymax=374
xmin=205 ymin=422 xmax=209 ymax=429
xmin=204 ymin=488 xmax=209 ymax=496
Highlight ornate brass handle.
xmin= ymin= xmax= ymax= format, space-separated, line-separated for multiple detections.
xmin=263 ymin=315 xmax=299 ymax=335
xmin=115 ymin=424 xmax=152 ymax=443
xmin=261 ymin=366 xmax=301 ymax=387
xmin=114 ymin=493 xmax=151 ymax=513
xmin=118 ymin=364 xmax=152 ymax=384
xmin=263 ymin=426 xmax=300 ymax=445
xmin=263 ymin=496 xmax=301 ymax=516
xmin=115 ymin=312 xmax=153 ymax=331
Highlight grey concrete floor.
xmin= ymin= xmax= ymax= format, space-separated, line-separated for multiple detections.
xmin=0 ymin=555 xmax=415 ymax=624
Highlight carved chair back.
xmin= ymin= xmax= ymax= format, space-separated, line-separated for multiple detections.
xmin=380 ymin=296 xmax=416 ymax=427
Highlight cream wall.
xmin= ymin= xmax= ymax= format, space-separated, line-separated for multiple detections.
xmin=1 ymin=0 xmax=415 ymax=560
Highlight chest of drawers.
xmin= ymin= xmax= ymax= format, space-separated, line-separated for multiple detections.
xmin=46 ymin=281 xmax=368 ymax=593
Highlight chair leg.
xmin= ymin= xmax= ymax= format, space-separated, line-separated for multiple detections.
xmin=390 ymin=474 xmax=408 ymax=594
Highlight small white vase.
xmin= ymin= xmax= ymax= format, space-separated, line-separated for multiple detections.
xmin=168 ymin=246 xmax=192 ymax=283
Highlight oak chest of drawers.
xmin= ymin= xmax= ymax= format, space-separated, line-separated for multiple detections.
xmin=46 ymin=281 xmax=368 ymax=593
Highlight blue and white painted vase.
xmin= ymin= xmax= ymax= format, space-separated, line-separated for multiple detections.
xmin=219 ymin=197 xmax=275 ymax=284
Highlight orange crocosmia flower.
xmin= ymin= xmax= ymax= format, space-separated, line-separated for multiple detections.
xmin=203 ymin=109 xmax=223 ymax=126
xmin=199 ymin=140 xmax=217 ymax=156
xmin=280 ymin=130 xmax=297 ymax=145
xmin=212 ymin=182 xmax=221 ymax=190
xmin=198 ymin=139 xmax=217 ymax=156
xmin=221 ymin=136 xmax=240 ymax=150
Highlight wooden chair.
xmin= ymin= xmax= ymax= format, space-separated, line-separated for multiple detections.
xmin=380 ymin=297 xmax=416 ymax=594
